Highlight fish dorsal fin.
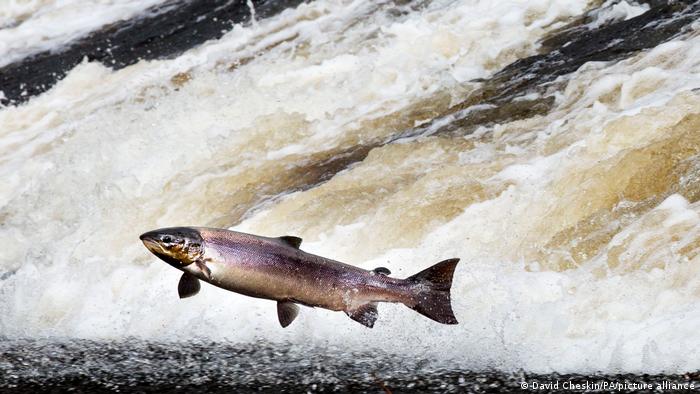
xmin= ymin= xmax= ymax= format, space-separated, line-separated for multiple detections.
xmin=346 ymin=303 xmax=378 ymax=328
xmin=277 ymin=301 xmax=300 ymax=328
xmin=278 ymin=235 xmax=302 ymax=249
xmin=372 ymin=267 xmax=391 ymax=276
xmin=178 ymin=272 xmax=200 ymax=299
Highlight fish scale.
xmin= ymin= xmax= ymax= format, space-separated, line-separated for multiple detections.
xmin=140 ymin=226 xmax=460 ymax=328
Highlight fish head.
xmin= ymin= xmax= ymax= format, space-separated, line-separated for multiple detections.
xmin=140 ymin=227 xmax=204 ymax=268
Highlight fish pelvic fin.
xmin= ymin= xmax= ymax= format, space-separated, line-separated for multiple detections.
xmin=178 ymin=272 xmax=201 ymax=299
xmin=346 ymin=303 xmax=378 ymax=328
xmin=405 ymin=258 xmax=460 ymax=325
xmin=277 ymin=301 xmax=300 ymax=328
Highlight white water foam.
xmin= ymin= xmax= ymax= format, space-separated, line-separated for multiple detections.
xmin=1 ymin=0 xmax=699 ymax=375
xmin=0 ymin=0 xmax=167 ymax=67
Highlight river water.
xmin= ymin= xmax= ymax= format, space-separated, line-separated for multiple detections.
xmin=1 ymin=0 xmax=699 ymax=391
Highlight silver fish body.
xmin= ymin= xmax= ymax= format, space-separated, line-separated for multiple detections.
xmin=140 ymin=226 xmax=459 ymax=328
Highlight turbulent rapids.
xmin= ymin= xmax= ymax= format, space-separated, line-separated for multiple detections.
xmin=1 ymin=0 xmax=700 ymax=382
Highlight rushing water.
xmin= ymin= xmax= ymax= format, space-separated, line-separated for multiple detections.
xmin=1 ymin=0 xmax=699 ymax=386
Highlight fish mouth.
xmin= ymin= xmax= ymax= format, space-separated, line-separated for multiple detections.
xmin=141 ymin=239 xmax=186 ymax=268
xmin=140 ymin=236 xmax=177 ymax=267
xmin=139 ymin=227 xmax=203 ymax=268
xmin=139 ymin=232 xmax=164 ymax=254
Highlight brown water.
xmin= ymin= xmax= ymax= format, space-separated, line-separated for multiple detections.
xmin=0 ymin=0 xmax=699 ymax=376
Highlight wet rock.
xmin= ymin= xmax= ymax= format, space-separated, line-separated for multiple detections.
xmin=318 ymin=0 xmax=700 ymax=185
xmin=0 ymin=0 xmax=307 ymax=106
xmin=411 ymin=0 xmax=700 ymax=138
xmin=0 ymin=338 xmax=698 ymax=393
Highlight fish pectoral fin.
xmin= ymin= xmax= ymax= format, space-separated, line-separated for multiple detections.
xmin=278 ymin=235 xmax=302 ymax=249
xmin=178 ymin=272 xmax=201 ymax=299
xmin=277 ymin=301 xmax=300 ymax=328
xmin=346 ymin=303 xmax=378 ymax=328
xmin=196 ymin=261 xmax=211 ymax=280
xmin=372 ymin=267 xmax=391 ymax=276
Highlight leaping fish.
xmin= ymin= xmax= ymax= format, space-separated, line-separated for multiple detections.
xmin=140 ymin=227 xmax=460 ymax=328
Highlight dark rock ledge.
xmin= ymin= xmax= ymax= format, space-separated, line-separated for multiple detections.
xmin=0 ymin=0 xmax=306 ymax=106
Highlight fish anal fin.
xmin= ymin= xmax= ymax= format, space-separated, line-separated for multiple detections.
xmin=346 ymin=303 xmax=378 ymax=328
xmin=278 ymin=236 xmax=302 ymax=249
xmin=277 ymin=301 xmax=300 ymax=328
xmin=178 ymin=272 xmax=200 ymax=299
xmin=372 ymin=267 xmax=391 ymax=276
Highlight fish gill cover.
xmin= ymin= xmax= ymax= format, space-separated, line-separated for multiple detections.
xmin=0 ymin=0 xmax=699 ymax=390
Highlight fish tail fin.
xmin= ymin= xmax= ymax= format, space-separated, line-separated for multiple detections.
xmin=405 ymin=258 xmax=459 ymax=324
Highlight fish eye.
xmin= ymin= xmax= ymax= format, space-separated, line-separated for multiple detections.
xmin=162 ymin=235 xmax=173 ymax=243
